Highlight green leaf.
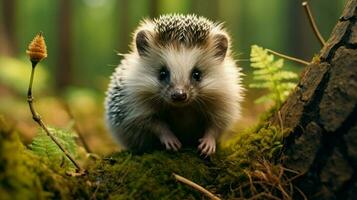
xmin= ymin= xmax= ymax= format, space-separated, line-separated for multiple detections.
xmin=249 ymin=45 xmax=298 ymax=106
xmin=249 ymin=82 xmax=273 ymax=89
xmin=272 ymin=71 xmax=298 ymax=80
xmin=254 ymin=95 xmax=274 ymax=104
xmin=252 ymin=74 xmax=270 ymax=81
xmin=252 ymin=69 xmax=271 ymax=75
xmin=278 ymin=82 xmax=297 ymax=90
xmin=29 ymin=127 xmax=78 ymax=169
xmin=271 ymin=59 xmax=284 ymax=69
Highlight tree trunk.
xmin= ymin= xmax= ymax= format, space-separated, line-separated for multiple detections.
xmin=118 ymin=0 xmax=130 ymax=53
xmin=57 ymin=0 xmax=72 ymax=89
xmin=270 ymin=0 xmax=357 ymax=199
xmin=148 ymin=0 xmax=159 ymax=18
xmin=191 ymin=0 xmax=219 ymax=20
xmin=0 ymin=0 xmax=17 ymax=56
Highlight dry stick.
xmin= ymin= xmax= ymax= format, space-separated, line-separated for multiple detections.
xmin=302 ymin=1 xmax=326 ymax=46
xmin=246 ymin=171 xmax=258 ymax=195
xmin=247 ymin=192 xmax=281 ymax=200
xmin=62 ymin=101 xmax=92 ymax=153
xmin=294 ymin=186 xmax=308 ymax=200
xmin=173 ymin=173 xmax=221 ymax=200
xmin=27 ymin=61 xmax=84 ymax=173
xmin=90 ymin=181 xmax=100 ymax=200
xmin=278 ymin=184 xmax=291 ymax=200
xmin=266 ymin=49 xmax=310 ymax=66
xmin=278 ymin=111 xmax=284 ymax=135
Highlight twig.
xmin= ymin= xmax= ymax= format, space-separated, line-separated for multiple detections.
xmin=287 ymin=171 xmax=305 ymax=182
xmin=245 ymin=171 xmax=258 ymax=195
xmin=27 ymin=61 xmax=85 ymax=174
xmin=278 ymin=111 xmax=284 ymax=135
xmin=266 ymin=49 xmax=309 ymax=66
xmin=173 ymin=173 xmax=221 ymax=200
xmin=278 ymin=184 xmax=291 ymax=200
xmin=302 ymin=1 xmax=326 ymax=46
xmin=90 ymin=181 xmax=101 ymax=200
xmin=62 ymin=101 xmax=92 ymax=153
xmin=294 ymin=186 xmax=308 ymax=200
xmin=281 ymin=167 xmax=300 ymax=175
xmin=247 ymin=192 xmax=281 ymax=200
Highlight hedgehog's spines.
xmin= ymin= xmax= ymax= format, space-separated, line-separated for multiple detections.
xmin=152 ymin=14 xmax=215 ymax=46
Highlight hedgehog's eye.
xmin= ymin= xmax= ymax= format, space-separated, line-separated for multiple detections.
xmin=159 ymin=66 xmax=170 ymax=82
xmin=192 ymin=68 xmax=202 ymax=82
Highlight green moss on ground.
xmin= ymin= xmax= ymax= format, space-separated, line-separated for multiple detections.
xmin=72 ymin=150 xmax=214 ymax=200
xmin=0 ymin=115 xmax=285 ymax=200
xmin=0 ymin=118 xmax=72 ymax=200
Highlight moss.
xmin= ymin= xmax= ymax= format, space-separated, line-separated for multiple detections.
xmin=1 ymin=113 xmax=286 ymax=199
xmin=0 ymin=118 xmax=71 ymax=200
xmin=71 ymin=118 xmax=285 ymax=199
xmin=69 ymin=150 xmax=213 ymax=200
xmin=212 ymin=126 xmax=284 ymax=197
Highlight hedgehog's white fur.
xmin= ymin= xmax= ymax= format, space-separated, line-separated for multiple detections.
xmin=105 ymin=14 xmax=243 ymax=155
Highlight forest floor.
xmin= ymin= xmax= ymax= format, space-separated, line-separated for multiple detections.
xmin=0 ymin=102 xmax=296 ymax=199
xmin=0 ymin=57 xmax=296 ymax=199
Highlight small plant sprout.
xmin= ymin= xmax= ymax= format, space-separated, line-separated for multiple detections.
xmin=26 ymin=32 xmax=85 ymax=175
xmin=26 ymin=32 xmax=48 ymax=63
xmin=249 ymin=45 xmax=298 ymax=107
xmin=302 ymin=1 xmax=326 ymax=46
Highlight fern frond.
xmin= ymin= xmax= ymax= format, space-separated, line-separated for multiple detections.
xmin=253 ymin=69 xmax=271 ymax=75
xmin=272 ymin=71 xmax=298 ymax=80
xmin=254 ymin=94 xmax=276 ymax=104
xmin=278 ymin=82 xmax=297 ymax=90
xmin=29 ymin=127 xmax=78 ymax=169
xmin=250 ymin=45 xmax=274 ymax=68
xmin=249 ymin=45 xmax=298 ymax=107
xmin=249 ymin=82 xmax=273 ymax=89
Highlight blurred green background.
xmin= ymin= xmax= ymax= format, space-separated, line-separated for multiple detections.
xmin=0 ymin=0 xmax=346 ymax=154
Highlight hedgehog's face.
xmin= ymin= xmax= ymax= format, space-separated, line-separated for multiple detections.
xmin=155 ymin=47 xmax=204 ymax=107
xmin=133 ymin=28 xmax=229 ymax=107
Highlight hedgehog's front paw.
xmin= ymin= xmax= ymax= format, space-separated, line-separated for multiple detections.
xmin=159 ymin=132 xmax=182 ymax=151
xmin=198 ymin=134 xmax=216 ymax=156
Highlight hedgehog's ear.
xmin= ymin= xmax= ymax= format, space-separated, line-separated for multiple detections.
xmin=213 ymin=34 xmax=228 ymax=61
xmin=136 ymin=30 xmax=150 ymax=57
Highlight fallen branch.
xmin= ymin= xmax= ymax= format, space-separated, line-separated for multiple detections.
xmin=173 ymin=173 xmax=221 ymax=200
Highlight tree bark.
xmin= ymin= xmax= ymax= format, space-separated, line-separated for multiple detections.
xmin=0 ymin=0 xmax=17 ymax=56
xmin=270 ymin=0 xmax=357 ymax=199
xmin=57 ymin=0 xmax=72 ymax=89
xmin=118 ymin=0 xmax=130 ymax=53
xmin=148 ymin=0 xmax=159 ymax=18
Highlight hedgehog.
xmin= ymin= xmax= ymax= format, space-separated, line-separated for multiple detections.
xmin=105 ymin=14 xmax=243 ymax=155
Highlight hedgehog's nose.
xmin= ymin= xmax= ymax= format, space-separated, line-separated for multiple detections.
xmin=171 ymin=89 xmax=187 ymax=101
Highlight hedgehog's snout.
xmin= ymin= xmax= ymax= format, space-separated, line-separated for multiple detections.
xmin=171 ymin=88 xmax=188 ymax=102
